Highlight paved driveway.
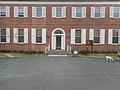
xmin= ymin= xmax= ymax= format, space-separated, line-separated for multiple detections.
xmin=0 ymin=56 xmax=120 ymax=90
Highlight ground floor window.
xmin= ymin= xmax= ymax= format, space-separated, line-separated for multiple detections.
xmin=75 ymin=30 xmax=81 ymax=43
xmin=36 ymin=29 xmax=42 ymax=43
xmin=112 ymin=30 xmax=119 ymax=44
xmin=18 ymin=29 xmax=24 ymax=43
xmin=94 ymin=30 xmax=100 ymax=44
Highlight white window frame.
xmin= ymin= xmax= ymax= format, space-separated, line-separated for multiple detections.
xmin=72 ymin=7 xmax=86 ymax=18
xmin=91 ymin=7 xmax=105 ymax=18
xmin=13 ymin=28 xmax=28 ymax=44
xmin=14 ymin=6 xmax=28 ymax=18
xmin=110 ymin=7 xmax=120 ymax=18
xmin=52 ymin=7 xmax=66 ymax=18
xmin=108 ymin=29 xmax=120 ymax=45
xmin=71 ymin=29 xmax=86 ymax=44
xmin=0 ymin=28 xmax=10 ymax=43
xmin=32 ymin=6 xmax=46 ymax=18
xmin=0 ymin=6 xmax=9 ymax=17
xmin=31 ymin=28 xmax=46 ymax=44
xmin=89 ymin=29 xmax=105 ymax=45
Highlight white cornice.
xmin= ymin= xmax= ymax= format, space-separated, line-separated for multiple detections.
xmin=0 ymin=1 xmax=120 ymax=5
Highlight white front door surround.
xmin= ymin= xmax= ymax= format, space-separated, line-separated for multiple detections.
xmin=52 ymin=28 xmax=65 ymax=50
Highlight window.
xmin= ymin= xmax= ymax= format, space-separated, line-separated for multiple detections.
xmin=76 ymin=7 xmax=82 ymax=17
xmin=18 ymin=29 xmax=24 ymax=43
xmin=0 ymin=29 xmax=6 ymax=42
xmin=36 ymin=7 xmax=42 ymax=17
xmin=32 ymin=7 xmax=46 ymax=18
xmin=72 ymin=7 xmax=86 ymax=18
xmin=56 ymin=7 xmax=62 ymax=17
xmin=89 ymin=29 xmax=105 ymax=44
xmin=13 ymin=28 xmax=28 ymax=43
xmin=112 ymin=30 xmax=119 ymax=44
xmin=91 ymin=7 xmax=105 ymax=18
xmin=0 ymin=28 xmax=10 ymax=43
xmin=94 ymin=30 xmax=100 ymax=44
xmin=36 ymin=29 xmax=42 ymax=43
xmin=0 ymin=6 xmax=9 ymax=17
xmin=14 ymin=6 xmax=28 ymax=17
xmin=95 ymin=7 xmax=101 ymax=17
xmin=54 ymin=30 xmax=63 ymax=34
xmin=52 ymin=7 xmax=66 ymax=18
xmin=75 ymin=30 xmax=81 ymax=43
xmin=71 ymin=29 xmax=86 ymax=44
xmin=114 ymin=8 xmax=120 ymax=17
xmin=110 ymin=7 xmax=120 ymax=18
xmin=31 ymin=28 xmax=46 ymax=44
xmin=18 ymin=7 xmax=24 ymax=17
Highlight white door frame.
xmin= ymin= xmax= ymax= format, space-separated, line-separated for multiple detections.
xmin=52 ymin=28 xmax=65 ymax=50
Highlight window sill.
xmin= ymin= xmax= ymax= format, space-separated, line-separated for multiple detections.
xmin=52 ymin=17 xmax=66 ymax=19
xmin=14 ymin=17 xmax=27 ymax=18
xmin=33 ymin=43 xmax=44 ymax=45
xmin=72 ymin=17 xmax=85 ymax=19
xmin=91 ymin=17 xmax=105 ymax=19
xmin=17 ymin=43 xmax=26 ymax=44
xmin=111 ymin=44 xmax=120 ymax=45
xmin=110 ymin=17 xmax=120 ymax=19
xmin=32 ymin=17 xmax=46 ymax=18
xmin=0 ymin=42 xmax=9 ymax=44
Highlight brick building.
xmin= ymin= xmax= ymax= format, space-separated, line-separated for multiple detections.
xmin=0 ymin=0 xmax=120 ymax=53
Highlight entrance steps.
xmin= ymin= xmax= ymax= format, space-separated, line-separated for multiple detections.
xmin=48 ymin=50 xmax=69 ymax=56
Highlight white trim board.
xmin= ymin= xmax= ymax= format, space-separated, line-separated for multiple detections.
xmin=0 ymin=1 xmax=120 ymax=5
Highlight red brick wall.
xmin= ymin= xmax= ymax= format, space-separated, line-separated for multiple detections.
xmin=0 ymin=4 xmax=120 ymax=52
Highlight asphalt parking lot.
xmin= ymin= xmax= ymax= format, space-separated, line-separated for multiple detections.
xmin=0 ymin=56 xmax=120 ymax=90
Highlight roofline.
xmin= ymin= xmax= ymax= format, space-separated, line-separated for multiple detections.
xmin=0 ymin=1 xmax=120 ymax=4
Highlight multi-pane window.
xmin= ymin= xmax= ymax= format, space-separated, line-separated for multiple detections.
xmin=75 ymin=30 xmax=81 ymax=43
xmin=72 ymin=7 xmax=86 ymax=18
xmin=0 ymin=29 xmax=6 ymax=42
xmin=0 ymin=7 xmax=6 ymax=17
xmin=56 ymin=7 xmax=62 ymax=17
xmin=52 ymin=7 xmax=66 ymax=18
xmin=112 ymin=30 xmax=119 ymax=44
xmin=95 ymin=7 xmax=101 ymax=17
xmin=18 ymin=7 xmax=24 ymax=17
xmin=36 ymin=29 xmax=42 ymax=43
xmin=94 ymin=30 xmax=100 ymax=44
xmin=0 ymin=6 xmax=9 ymax=17
xmin=36 ymin=7 xmax=42 ymax=17
xmin=14 ymin=6 xmax=28 ymax=17
xmin=18 ymin=29 xmax=24 ymax=43
xmin=91 ymin=7 xmax=105 ymax=18
xmin=32 ymin=7 xmax=46 ymax=18
xmin=113 ymin=7 xmax=120 ymax=17
xmin=76 ymin=7 xmax=82 ymax=17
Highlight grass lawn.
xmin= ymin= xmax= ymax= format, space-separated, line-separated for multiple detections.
xmin=80 ymin=53 xmax=118 ymax=59
xmin=0 ymin=53 xmax=6 ymax=58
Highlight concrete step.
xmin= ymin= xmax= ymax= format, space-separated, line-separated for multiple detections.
xmin=48 ymin=50 xmax=69 ymax=55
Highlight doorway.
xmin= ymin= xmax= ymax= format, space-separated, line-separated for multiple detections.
xmin=56 ymin=35 xmax=61 ymax=49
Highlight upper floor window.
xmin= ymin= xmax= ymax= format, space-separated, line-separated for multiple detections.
xmin=13 ymin=28 xmax=28 ymax=43
xmin=71 ymin=29 xmax=86 ymax=44
xmin=32 ymin=7 xmax=46 ymax=18
xmin=31 ymin=28 xmax=46 ymax=44
xmin=89 ymin=29 xmax=105 ymax=44
xmin=91 ymin=7 xmax=105 ymax=18
xmin=0 ymin=28 xmax=10 ymax=43
xmin=110 ymin=7 xmax=120 ymax=18
xmin=52 ymin=7 xmax=66 ymax=18
xmin=14 ymin=6 xmax=28 ymax=17
xmin=0 ymin=6 xmax=9 ymax=17
xmin=72 ymin=7 xmax=86 ymax=18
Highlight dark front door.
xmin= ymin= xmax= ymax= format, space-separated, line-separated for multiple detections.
xmin=56 ymin=36 xmax=61 ymax=49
